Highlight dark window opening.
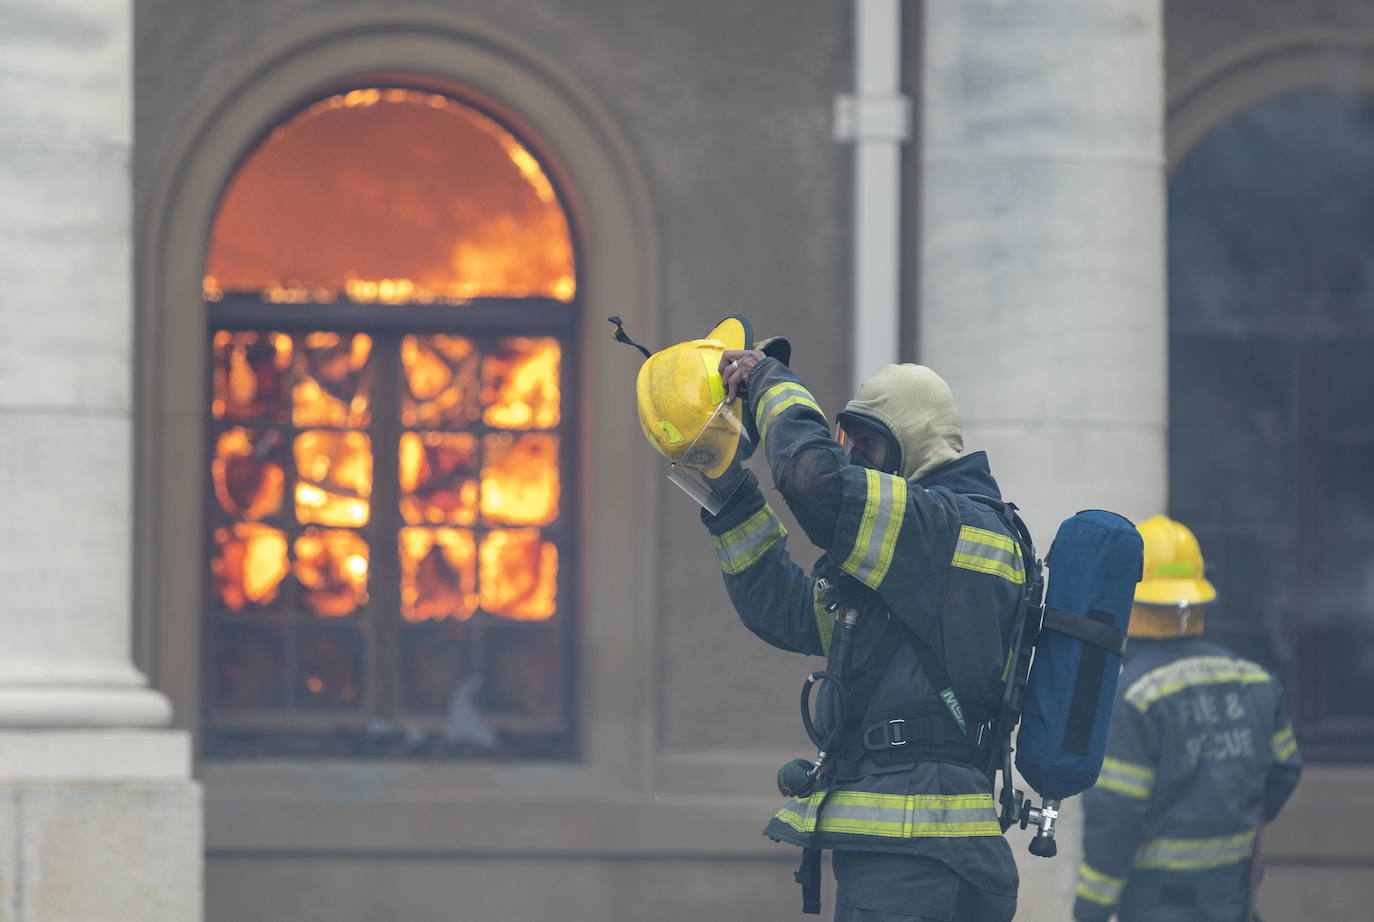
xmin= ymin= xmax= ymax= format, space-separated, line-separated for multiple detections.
xmin=1169 ymin=87 xmax=1374 ymax=762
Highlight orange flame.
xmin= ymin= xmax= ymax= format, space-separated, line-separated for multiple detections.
xmin=295 ymin=430 xmax=372 ymax=526
xmin=293 ymin=332 xmax=372 ymax=428
xmin=483 ymin=338 xmax=561 ymax=429
xmin=480 ymin=529 xmax=557 ymax=620
xmin=212 ymin=428 xmax=285 ymax=520
xmin=481 ymin=433 xmax=559 ymax=526
xmin=212 ymin=523 xmax=288 ymax=610
xmin=205 ymin=87 xmax=576 ymax=302
xmin=399 ymin=527 xmax=478 ymax=622
xmin=294 ymin=528 xmax=370 ymax=616
xmin=399 ymin=431 xmax=480 ymax=526
xmin=401 ymin=334 xmax=480 ymax=427
xmin=212 ymin=331 xmax=292 ymax=421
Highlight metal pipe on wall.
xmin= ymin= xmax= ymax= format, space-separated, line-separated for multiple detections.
xmin=837 ymin=0 xmax=911 ymax=392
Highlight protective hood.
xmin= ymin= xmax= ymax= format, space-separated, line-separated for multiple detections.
xmin=839 ymin=364 xmax=963 ymax=483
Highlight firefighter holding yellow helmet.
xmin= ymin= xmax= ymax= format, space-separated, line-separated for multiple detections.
xmin=630 ymin=316 xmax=1025 ymax=921
xmin=1075 ymin=516 xmax=1303 ymax=922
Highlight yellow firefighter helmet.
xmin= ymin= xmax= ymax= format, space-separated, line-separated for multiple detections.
xmin=1134 ymin=514 xmax=1216 ymax=606
xmin=635 ymin=315 xmax=752 ymax=482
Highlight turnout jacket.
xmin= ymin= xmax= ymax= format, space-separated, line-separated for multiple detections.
xmin=1074 ymin=636 xmax=1303 ymax=922
xmin=701 ymin=358 xmax=1022 ymax=896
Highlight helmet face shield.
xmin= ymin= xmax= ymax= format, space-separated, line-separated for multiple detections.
xmin=666 ymin=399 xmax=753 ymax=515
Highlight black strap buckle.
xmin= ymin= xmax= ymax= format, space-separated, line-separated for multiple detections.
xmin=863 ymin=718 xmax=909 ymax=750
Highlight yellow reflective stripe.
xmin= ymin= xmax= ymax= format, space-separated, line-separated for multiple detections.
xmin=710 ymin=505 xmax=786 ymax=575
xmin=772 ymin=791 xmax=1001 ymax=838
xmin=1273 ymin=724 xmax=1297 ymax=762
xmin=951 ymin=525 xmax=1025 ymax=584
xmin=700 ymin=351 xmax=725 ymax=404
xmin=1075 ymin=863 xmax=1125 ymax=906
xmin=813 ymin=582 xmax=834 ymax=655
xmin=1096 ymin=756 xmax=1156 ymax=800
xmin=1134 ymin=829 xmax=1257 ymax=871
xmin=1125 ymin=656 xmax=1271 ymax=712
xmin=755 ymin=381 xmax=825 ymax=443
xmin=841 ymin=469 xmax=907 ymax=588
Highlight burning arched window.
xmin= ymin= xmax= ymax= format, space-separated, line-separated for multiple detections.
xmin=203 ymin=88 xmax=576 ymax=758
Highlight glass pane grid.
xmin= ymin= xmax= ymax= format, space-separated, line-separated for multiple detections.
xmin=207 ymin=326 xmax=571 ymax=758
xmin=399 ymin=334 xmax=562 ymax=628
xmin=209 ymin=330 xmax=373 ymax=717
xmin=395 ymin=333 xmax=566 ymax=736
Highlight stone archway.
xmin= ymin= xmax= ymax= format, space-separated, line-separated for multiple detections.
xmin=1168 ymin=30 xmax=1374 ymax=169
xmin=139 ymin=12 xmax=661 ymax=788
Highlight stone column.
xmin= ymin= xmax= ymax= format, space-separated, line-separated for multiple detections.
xmin=919 ymin=2 xmax=1165 ymax=916
xmin=0 ymin=2 xmax=201 ymax=920
xmin=919 ymin=0 xmax=1166 ymax=539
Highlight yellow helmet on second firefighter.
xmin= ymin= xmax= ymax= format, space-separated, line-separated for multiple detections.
xmin=1129 ymin=514 xmax=1216 ymax=638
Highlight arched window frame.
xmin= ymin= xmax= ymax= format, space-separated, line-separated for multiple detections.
xmin=139 ymin=18 xmax=660 ymax=799
xmin=201 ymin=88 xmax=583 ymax=752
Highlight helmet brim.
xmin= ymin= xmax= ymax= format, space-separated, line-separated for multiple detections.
xmin=705 ymin=315 xmax=752 ymax=352
xmin=1135 ymin=577 xmax=1216 ymax=606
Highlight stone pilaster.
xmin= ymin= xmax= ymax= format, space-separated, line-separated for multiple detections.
xmin=919 ymin=0 xmax=1167 ymax=541
xmin=0 ymin=2 xmax=201 ymax=919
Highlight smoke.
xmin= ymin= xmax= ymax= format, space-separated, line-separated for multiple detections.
xmin=1167 ymin=87 xmax=1374 ymax=703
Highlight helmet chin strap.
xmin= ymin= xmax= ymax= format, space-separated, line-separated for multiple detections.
xmin=607 ymin=316 xmax=652 ymax=359
xmin=1178 ymin=600 xmax=1190 ymax=635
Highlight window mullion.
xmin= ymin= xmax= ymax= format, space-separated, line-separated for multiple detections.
xmin=368 ymin=335 xmax=404 ymax=720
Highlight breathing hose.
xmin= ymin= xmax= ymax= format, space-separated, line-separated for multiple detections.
xmin=800 ymin=670 xmax=848 ymax=753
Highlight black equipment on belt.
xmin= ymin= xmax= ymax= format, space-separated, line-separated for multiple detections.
xmin=782 ymin=576 xmax=861 ymax=915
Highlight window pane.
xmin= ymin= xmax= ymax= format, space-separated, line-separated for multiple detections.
xmin=297 ymin=627 xmax=364 ymax=710
xmin=482 ymin=337 xmax=560 ymax=430
xmin=211 ymin=624 xmax=286 ymax=709
xmin=211 ymin=428 xmax=286 ymax=520
xmin=400 ymin=621 xmax=475 ymax=713
xmin=204 ymin=88 xmax=575 ymax=302
xmin=293 ymin=332 xmax=372 ymax=428
xmin=212 ymin=331 xmax=291 ymax=422
xmin=293 ymin=528 xmax=369 ymax=617
xmin=211 ymin=523 xmax=288 ymax=611
xmin=479 ymin=529 xmax=557 ymax=620
xmin=399 ymin=431 xmax=479 ymax=526
xmin=399 ymin=526 xmax=478 ymax=622
xmin=486 ymin=627 xmax=560 ymax=719
xmin=294 ymin=430 xmax=372 ymax=526
xmin=481 ymin=432 xmax=559 ymax=526
xmin=401 ymin=334 xmax=481 ymax=429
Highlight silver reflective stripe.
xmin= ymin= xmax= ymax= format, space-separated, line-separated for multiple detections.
xmin=773 ymin=791 xmax=1001 ymax=838
xmin=1124 ymin=655 xmax=1271 ymax=712
xmin=756 ymin=381 xmax=824 ymax=443
xmin=1076 ymin=864 xmax=1125 ymax=907
xmin=711 ymin=505 xmax=786 ymax=575
xmin=841 ymin=469 xmax=907 ymax=589
xmin=951 ymin=525 xmax=1025 ymax=584
xmin=820 ymin=800 xmax=998 ymax=831
xmin=1134 ymin=829 xmax=1257 ymax=871
xmin=1096 ymin=756 xmax=1155 ymax=800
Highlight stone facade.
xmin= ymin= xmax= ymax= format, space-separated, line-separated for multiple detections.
xmin=0 ymin=0 xmax=1365 ymax=920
